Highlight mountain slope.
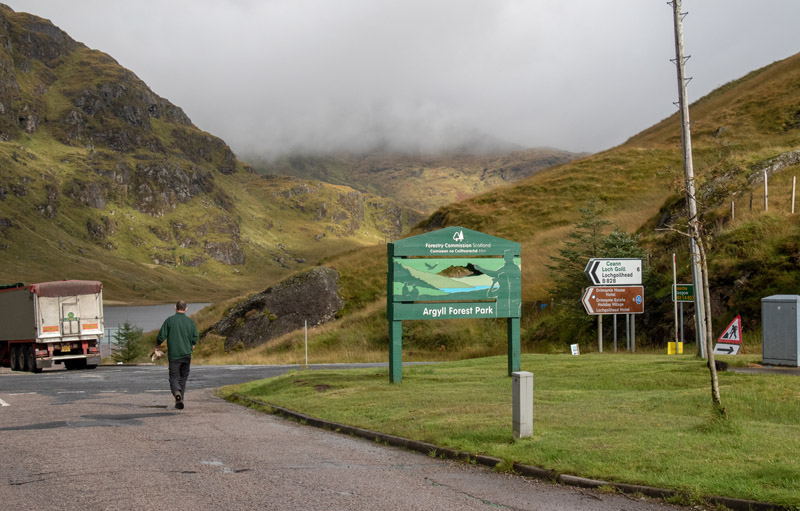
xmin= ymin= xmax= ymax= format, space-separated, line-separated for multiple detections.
xmin=247 ymin=148 xmax=586 ymax=215
xmin=0 ymin=5 xmax=420 ymax=302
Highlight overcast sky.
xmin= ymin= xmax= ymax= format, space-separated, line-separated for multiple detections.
xmin=10 ymin=1 xmax=800 ymax=157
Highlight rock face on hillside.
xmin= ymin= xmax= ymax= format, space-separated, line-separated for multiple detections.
xmin=0 ymin=5 xmax=448 ymax=297
xmin=211 ymin=266 xmax=345 ymax=351
xmin=0 ymin=7 xmax=222 ymax=159
xmin=0 ymin=5 xmax=246 ymax=269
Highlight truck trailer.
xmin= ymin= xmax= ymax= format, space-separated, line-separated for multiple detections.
xmin=0 ymin=280 xmax=104 ymax=372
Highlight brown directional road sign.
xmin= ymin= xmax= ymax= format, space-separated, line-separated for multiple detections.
xmin=581 ymin=286 xmax=644 ymax=315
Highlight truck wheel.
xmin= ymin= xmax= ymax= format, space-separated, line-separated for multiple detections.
xmin=25 ymin=345 xmax=41 ymax=373
xmin=17 ymin=346 xmax=31 ymax=371
xmin=9 ymin=345 xmax=19 ymax=371
xmin=17 ymin=345 xmax=28 ymax=372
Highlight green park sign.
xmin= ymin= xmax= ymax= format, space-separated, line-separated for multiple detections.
xmin=387 ymin=226 xmax=521 ymax=383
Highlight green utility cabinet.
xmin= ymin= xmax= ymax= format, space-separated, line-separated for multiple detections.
xmin=761 ymin=295 xmax=800 ymax=367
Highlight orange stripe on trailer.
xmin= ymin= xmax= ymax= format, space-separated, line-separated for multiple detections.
xmin=42 ymin=326 xmax=59 ymax=333
xmin=83 ymin=323 xmax=99 ymax=330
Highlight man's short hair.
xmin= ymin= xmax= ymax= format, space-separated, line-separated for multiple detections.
xmin=176 ymin=300 xmax=188 ymax=312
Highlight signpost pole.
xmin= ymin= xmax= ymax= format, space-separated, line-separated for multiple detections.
xmin=680 ymin=302 xmax=684 ymax=343
xmin=626 ymin=314 xmax=631 ymax=351
xmin=387 ymin=242 xmax=402 ymax=383
xmin=389 ymin=321 xmax=402 ymax=383
xmin=508 ymin=317 xmax=520 ymax=375
xmin=673 ymin=254 xmax=679 ymax=349
xmin=613 ymin=314 xmax=617 ymax=353
xmin=598 ymin=315 xmax=603 ymax=353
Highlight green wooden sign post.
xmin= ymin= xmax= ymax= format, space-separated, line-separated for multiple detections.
xmin=387 ymin=226 xmax=522 ymax=383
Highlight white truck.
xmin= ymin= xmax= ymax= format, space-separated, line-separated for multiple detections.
xmin=0 ymin=280 xmax=104 ymax=372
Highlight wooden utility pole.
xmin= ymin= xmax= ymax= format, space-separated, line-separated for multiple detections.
xmin=670 ymin=0 xmax=705 ymax=358
xmin=671 ymin=0 xmax=723 ymax=413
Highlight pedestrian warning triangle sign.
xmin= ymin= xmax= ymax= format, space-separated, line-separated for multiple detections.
xmin=717 ymin=315 xmax=742 ymax=344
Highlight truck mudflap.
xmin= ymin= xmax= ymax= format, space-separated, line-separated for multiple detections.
xmin=36 ymin=358 xmax=53 ymax=369
xmin=46 ymin=354 xmax=101 ymax=370
xmin=35 ymin=355 xmax=101 ymax=369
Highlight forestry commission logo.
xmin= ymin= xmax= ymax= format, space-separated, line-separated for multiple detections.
xmin=453 ymin=229 xmax=464 ymax=242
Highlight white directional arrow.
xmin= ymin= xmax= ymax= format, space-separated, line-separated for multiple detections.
xmin=581 ymin=287 xmax=596 ymax=314
xmin=713 ymin=344 xmax=740 ymax=355
xmin=585 ymin=260 xmax=601 ymax=286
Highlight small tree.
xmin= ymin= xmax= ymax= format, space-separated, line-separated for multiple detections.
xmin=547 ymin=199 xmax=611 ymax=309
xmin=111 ymin=321 xmax=144 ymax=363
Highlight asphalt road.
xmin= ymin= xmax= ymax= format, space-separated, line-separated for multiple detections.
xmin=0 ymin=365 xmax=686 ymax=511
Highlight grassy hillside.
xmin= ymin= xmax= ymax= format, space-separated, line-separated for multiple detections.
xmin=0 ymin=5 xmax=420 ymax=302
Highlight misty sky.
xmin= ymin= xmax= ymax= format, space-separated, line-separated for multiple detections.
xmin=11 ymin=1 xmax=800 ymax=157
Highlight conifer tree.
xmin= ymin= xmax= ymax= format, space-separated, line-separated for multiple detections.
xmin=111 ymin=321 xmax=144 ymax=363
xmin=547 ymin=199 xmax=610 ymax=309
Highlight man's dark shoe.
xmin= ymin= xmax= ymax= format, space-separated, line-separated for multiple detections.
xmin=175 ymin=394 xmax=184 ymax=410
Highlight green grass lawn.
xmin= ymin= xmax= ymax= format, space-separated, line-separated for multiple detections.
xmin=222 ymin=353 xmax=800 ymax=507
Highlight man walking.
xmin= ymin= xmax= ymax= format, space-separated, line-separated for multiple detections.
xmin=155 ymin=301 xmax=198 ymax=409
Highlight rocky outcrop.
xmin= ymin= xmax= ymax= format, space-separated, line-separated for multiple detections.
xmin=86 ymin=216 xmax=116 ymax=243
xmin=211 ymin=266 xmax=344 ymax=351
xmin=171 ymin=127 xmax=237 ymax=175
xmin=205 ymin=240 xmax=245 ymax=265
xmin=131 ymin=162 xmax=214 ymax=216
xmin=66 ymin=179 xmax=108 ymax=209
xmin=36 ymin=182 xmax=59 ymax=218
xmin=0 ymin=4 xmax=236 ymax=170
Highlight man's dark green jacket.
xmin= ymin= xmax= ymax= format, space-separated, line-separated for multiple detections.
xmin=156 ymin=312 xmax=198 ymax=360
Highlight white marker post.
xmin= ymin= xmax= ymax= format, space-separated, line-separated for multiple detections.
xmin=512 ymin=371 xmax=533 ymax=439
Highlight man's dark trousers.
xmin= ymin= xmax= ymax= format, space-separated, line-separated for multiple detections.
xmin=168 ymin=356 xmax=191 ymax=398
